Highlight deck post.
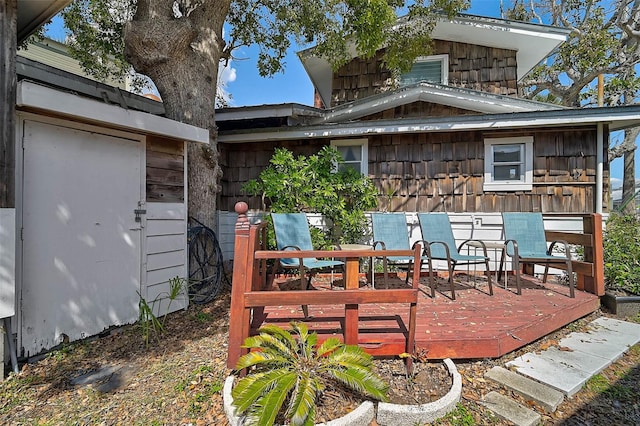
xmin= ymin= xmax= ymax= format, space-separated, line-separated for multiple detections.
xmin=227 ymin=202 xmax=253 ymax=369
xmin=579 ymin=214 xmax=604 ymax=296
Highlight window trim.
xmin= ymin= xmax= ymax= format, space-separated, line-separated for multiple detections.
xmin=399 ymin=54 xmax=449 ymax=86
xmin=483 ymin=136 xmax=534 ymax=191
xmin=330 ymin=138 xmax=368 ymax=175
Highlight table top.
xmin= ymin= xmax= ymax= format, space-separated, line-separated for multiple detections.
xmin=339 ymin=244 xmax=372 ymax=251
xmin=466 ymin=240 xmax=504 ymax=249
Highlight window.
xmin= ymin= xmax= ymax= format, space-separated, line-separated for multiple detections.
xmin=330 ymin=138 xmax=368 ymax=175
xmin=399 ymin=54 xmax=448 ymax=87
xmin=484 ymin=136 xmax=533 ymax=191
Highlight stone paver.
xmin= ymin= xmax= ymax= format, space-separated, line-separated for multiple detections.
xmin=485 ymin=366 xmax=564 ymax=412
xmin=482 ymin=391 xmax=541 ymax=426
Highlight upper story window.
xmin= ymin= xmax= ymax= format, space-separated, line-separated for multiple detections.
xmin=330 ymin=138 xmax=368 ymax=175
xmin=483 ymin=136 xmax=534 ymax=191
xmin=399 ymin=54 xmax=449 ymax=87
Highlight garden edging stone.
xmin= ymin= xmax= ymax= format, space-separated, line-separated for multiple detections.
xmin=376 ymin=358 xmax=462 ymax=426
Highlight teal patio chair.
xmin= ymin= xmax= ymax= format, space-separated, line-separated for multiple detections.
xmin=498 ymin=212 xmax=575 ymax=298
xmin=370 ymin=212 xmax=434 ymax=292
xmin=271 ymin=212 xmax=344 ymax=289
xmin=418 ymin=213 xmax=493 ymax=300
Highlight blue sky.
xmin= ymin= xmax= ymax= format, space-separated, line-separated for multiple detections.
xmin=45 ymin=1 xmax=635 ymax=185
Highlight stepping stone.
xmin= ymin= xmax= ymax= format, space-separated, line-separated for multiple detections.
xmin=482 ymin=391 xmax=541 ymax=426
xmin=506 ymin=353 xmax=592 ymax=397
xmin=485 ymin=366 xmax=564 ymax=412
xmin=537 ymin=346 xmax=612 ymax=377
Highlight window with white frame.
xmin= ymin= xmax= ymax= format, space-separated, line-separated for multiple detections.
xmin=330 ymin=138 xmax=368 ymax=175
xmin=399 ymin=54 xmax=449 ymax=87
xmin=483 ymin=136 xmax=534 ymax=191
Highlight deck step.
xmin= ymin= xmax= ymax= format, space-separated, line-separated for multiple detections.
xmin=482 ymin=391 xmax=541 ymax=426
xmin=485 ymin=366 xmax=564 ymax=412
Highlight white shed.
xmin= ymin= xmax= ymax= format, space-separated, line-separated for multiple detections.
xmin=7 ymin=79 xmax=208 ymax=358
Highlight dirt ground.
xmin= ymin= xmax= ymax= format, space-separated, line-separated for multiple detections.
xmin=1 ymin=286 xmax=638 ymax=425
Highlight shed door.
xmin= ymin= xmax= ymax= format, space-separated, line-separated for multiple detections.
xmin=20 ymin=120 xmax=143 ymax=356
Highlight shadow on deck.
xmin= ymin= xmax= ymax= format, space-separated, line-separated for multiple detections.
xmin=254 ymin=274 xmax=600 ymax=360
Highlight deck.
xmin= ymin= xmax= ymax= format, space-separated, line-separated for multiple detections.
xmin=252 ymin=274 xmax=600 ymax=360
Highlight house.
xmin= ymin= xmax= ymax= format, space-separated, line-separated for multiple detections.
xmin=214 ymin=13 xmax=640 ymax=259
xmin=2 ymin=2 xmax=207 ymax=366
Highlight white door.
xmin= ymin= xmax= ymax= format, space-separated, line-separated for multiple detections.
xmin=20 ymin=120 xmax=143 ymax=356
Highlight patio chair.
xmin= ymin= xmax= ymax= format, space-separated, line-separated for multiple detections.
xmin=417 ymin=213 xmax=493 ymax=300
xmin=271 ymin=212 xmax=344 ymax=293
xmin=370 ymin=212 xmax=434 ymax=292
xmin=498 ymin=212 xmax=575 ymax=298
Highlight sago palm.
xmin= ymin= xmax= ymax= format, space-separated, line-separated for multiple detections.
xmin=231 ymin=321 xmax=388 ymax=426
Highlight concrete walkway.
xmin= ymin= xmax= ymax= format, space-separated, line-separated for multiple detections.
xmin=482 ymin=317 xmax=640 ymax=426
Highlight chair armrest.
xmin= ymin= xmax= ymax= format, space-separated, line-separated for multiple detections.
xmin=548 ymin=240 xmax=572 ymax=259
xmin=503 ymin=239 xmax=519 ymax=259
xmin=372 ymin=241 xmax=387 ymax=250
xmin=458 ymin=239 xmax=489 ymax=258
xmin=428 ymin=240 xmax=452 ymax=259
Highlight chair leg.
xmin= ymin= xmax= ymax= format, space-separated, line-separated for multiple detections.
xmin=514 ymin=258 xmax=522 ymax=295
xmin=447 ymin=260 xmax=456 ymax=300
xmin=566 ymin=259 xmax=575 ymax=298
xmin=543 ymin=263 xmax=550 ymax=283
xmin=485 ymin=259 xmax=494 ymax=296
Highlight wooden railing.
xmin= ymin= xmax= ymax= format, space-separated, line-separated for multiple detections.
xmin=540 ymin=213 xmax=604 ymax=296
xmin=227 ymin=202 xmax=422 ymax=371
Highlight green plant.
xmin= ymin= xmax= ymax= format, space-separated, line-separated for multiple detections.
xmin=231 ymin=322 xmax=388 ymax=426
xmin=603 ymin=213 xmax=640 ymax=295
xmin=434 ymin=402 xmax=476 ymax=425
xmin=242 ymin=147 xmax=378 ymax=247
xmin=138 ymin=276 xmax=187 ymax=345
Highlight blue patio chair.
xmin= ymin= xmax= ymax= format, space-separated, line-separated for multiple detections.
xmin=498 ymin=212 xmax=575 ymax=298
xmin=271 ymin=212 xmax=344 ymax=288
xmin=418 ymin=213 xmax=493 ymax=300
xmin=370 ymin=212 xmax=434 ymax=292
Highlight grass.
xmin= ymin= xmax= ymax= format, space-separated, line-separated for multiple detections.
xmin=434 ymin=403 xmax=479 ymax=426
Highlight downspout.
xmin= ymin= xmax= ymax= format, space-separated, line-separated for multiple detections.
xmin=596 ymin=75 xmax=604 ymax=214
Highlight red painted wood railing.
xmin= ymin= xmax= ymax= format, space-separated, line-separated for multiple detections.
xmin=227 ymin=202 xmax=422 ymax=371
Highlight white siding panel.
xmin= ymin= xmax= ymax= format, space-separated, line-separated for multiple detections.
xmin=146 ymin=203 xmax=186 ymax=220
xmin=147 ymin=234 xmax=186 ymax=255
xmin=146 ymin=281 xmax=188 ymax=316
xmin=0 ymin=209 xmax=16 ymax=318
xmin=147 ymin=219 xmax=185 ymax=236
xmin=146 ymin=265 xmax=186 ymax=287
xmin=147 ymin=250 xmax=185 ymax=271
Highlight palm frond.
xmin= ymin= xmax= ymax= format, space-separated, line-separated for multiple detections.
xmin=232 ymin=368 xmax=291 ymax=413
xmin=316 ymin=337 xmax=342 ymax=357
xmin=326 ymin=344 xmax=373 ymax=368
xmin=326 ymin=367 xmax=389 ymax=402
xmin=258 ymin=324 xmax=298 ymax=350
xmin=287 ymin=373 xmax=320 ymax=426
xmin=234 ymin=351 xmax=289 ymax=371
xmin=244 ymin=332 xmax=297 ymax=359
xmin=248 ymin=371 xmax=297 ymax=426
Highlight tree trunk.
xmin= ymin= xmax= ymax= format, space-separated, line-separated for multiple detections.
xmin=0 ymin=0 xmax=17 ymax=208
xmin=123 ymin=0 xmax=229 ymax=229
xmin=622 ymin=144 xmax=638 ymax=215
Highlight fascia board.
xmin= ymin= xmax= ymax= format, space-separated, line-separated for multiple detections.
xmin=17 ymin=81 xmax=209 ymax=144
xmin=218 ymin=107 xmax=640 ymax=143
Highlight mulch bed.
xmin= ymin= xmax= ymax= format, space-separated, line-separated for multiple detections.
xmin=1 ymin=284 xmax=638 ymax=425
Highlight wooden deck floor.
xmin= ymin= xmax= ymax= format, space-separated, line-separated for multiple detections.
xmin=251 ymin=274 xmax=600 ymax=360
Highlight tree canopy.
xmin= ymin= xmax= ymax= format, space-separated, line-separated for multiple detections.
xmin=512 ymin=0 xmax=640 ymax=212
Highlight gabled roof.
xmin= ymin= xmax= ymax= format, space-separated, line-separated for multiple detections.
xmin=17 ymin=0 xmax=71 ymax=43
xmin=299 ymin=13 xmax=571 ymax=108
xmin=308 ymin=82 xmax=565 ymax=125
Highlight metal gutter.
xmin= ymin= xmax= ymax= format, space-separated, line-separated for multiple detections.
xmin=218 ymin=105 xmax=640 ymax=143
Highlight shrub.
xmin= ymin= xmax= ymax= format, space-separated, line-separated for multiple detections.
xmin=232 ymin=322 xmax=388 ymax=426
xmin=242 ymin=147 xmax=378 ymax=247
xmin=603 ymin=213 xmax=640 ymax=295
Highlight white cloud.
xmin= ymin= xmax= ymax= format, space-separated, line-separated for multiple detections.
xmin=217 ymin=61 xmax=236 ymax=106
xmin=610 ymin=177 xmax=622 ymax=190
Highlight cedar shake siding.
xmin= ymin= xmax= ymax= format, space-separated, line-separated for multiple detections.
xmin=330 ymin=40 xmax=518 ymax=107
xmin=218 ymin=126 xmax=608 ymax=214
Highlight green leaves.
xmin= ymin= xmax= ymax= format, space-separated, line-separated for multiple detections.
xmin=604 ymin=213 xmax=640 ymax=295
xmin=242 ymin=146 xmax=377 ymax=246
xmin=232 ymin=321 xmax=388 ymax=425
